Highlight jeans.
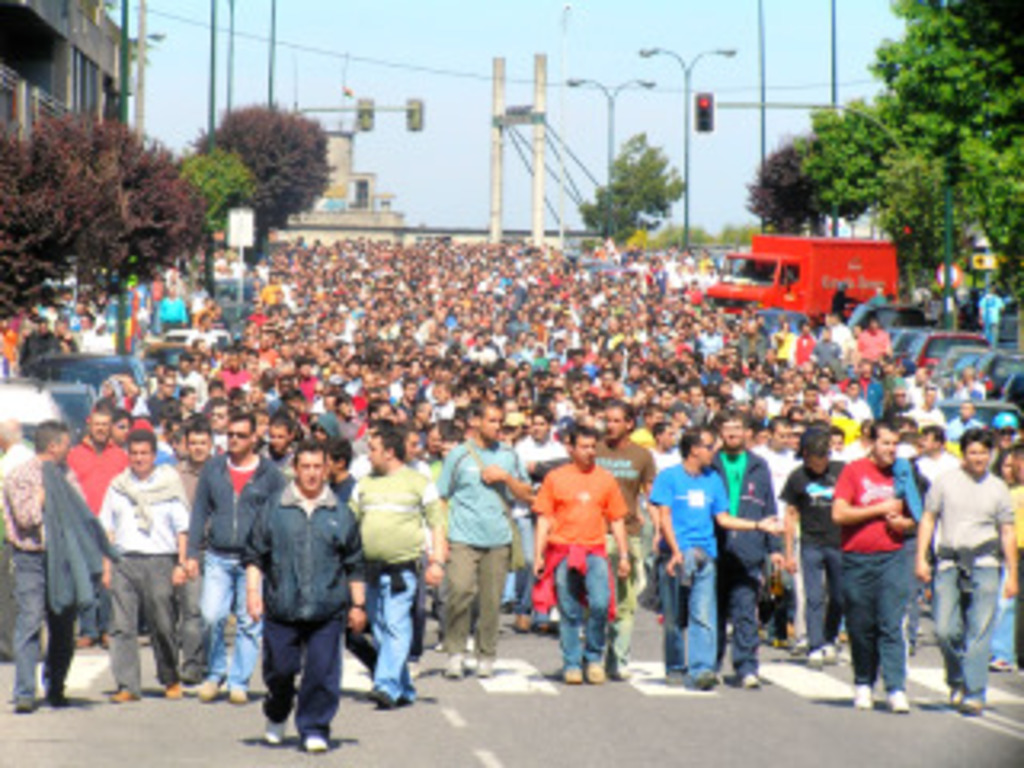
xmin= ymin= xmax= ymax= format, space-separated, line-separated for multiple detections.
xmin=110 ymin=555 xmax=180 ymax=696
xmin=904 ymin=539 xmax=923 ymax=647
xmin=990 ymin=587 xmax=1016 ymax=665
xmin=201 ymin=551 xmax=262 ymax=692
xmin=0 ymin=544 xmax=15 ymax=662
xmin=513 ymin=515 xmax=536 ymax=617
xmin=12 ymin=550 xmax=76 ymax=703
xmin=606 ymin=535 xmax=645 ymax=673
xmin=555 ymin=554 xmax=611 ymax=671
xmin=801 ymin=542 xmax=843 ymax=652
xmin=659 ymin=552 xmax=717 ymax=678
xmin=716 ymin=558 xmax=761 ymax=678
xmin=842 ymin=550 xmax=909 ymax=693
xmin=933 ymin=565 xmax=1001 ymax=701
xmin=367 ymin=568 xmax=417 ymax=702
xmin=443 ymin=543 xmax=509 ymax=659
xmin=263 ymin=617 xmax=343 ymax=741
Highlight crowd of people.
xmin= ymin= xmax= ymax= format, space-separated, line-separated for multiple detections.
xmin=1 ymin=238 xmax=1022 ymax=753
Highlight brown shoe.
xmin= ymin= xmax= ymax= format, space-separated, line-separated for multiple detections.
xmin=99 ymin=634 xmax=110 ymax=649
xmin=76 ymin=637 xmax=95 ymax=650
xmin=165 ymin=683 xmax=183 ymax=700
xmin=563 ymin=668 xmax=583 ymax=685
xmin=228 ymin=688 xmax=248 ymax=705
xmin=109 ymin=690 xmax=140 ymax=704
xmin=514 ymin=615 xmax=531 ymax=634
xmin=585 ymin=664 xmax=606 ymax=685
xmin=197 ymin=680 xmax=220 ymax=703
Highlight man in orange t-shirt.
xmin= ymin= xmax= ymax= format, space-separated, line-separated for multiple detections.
xmin=533 ymin=425 xmax=629 ymax=685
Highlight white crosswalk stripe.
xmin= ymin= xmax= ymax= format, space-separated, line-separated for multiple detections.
xmin=628 ymin=662 xmax=720 ymax=697
xmin=62 ymin=654 xmax=110 ymax=693
xmin=342 ymin=653 xmax=374 ymax=693
xmin=758 ymin=661 xmax=852 ymax=701
xmin=475 ymin=659 xmax=558 ymax=695
xmin=906 ymin=666 xmax=1024 ymax=706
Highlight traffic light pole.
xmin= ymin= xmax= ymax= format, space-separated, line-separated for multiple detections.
xmin=683 ymin=67 xmax=692 ymax=252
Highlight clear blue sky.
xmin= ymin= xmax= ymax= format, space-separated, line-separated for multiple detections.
xmin=139 ymin=0 xmax=905 ymax=235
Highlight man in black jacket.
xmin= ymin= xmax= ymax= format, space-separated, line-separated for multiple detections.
xmin=245 ymin=439 xmax=366 ymax=754
xmin=185 ymin=409 xmax=285 ymax=705
xmin=711 ymin=410 xmax=784 ymax=689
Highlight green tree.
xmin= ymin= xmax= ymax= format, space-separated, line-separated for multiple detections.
xmin=801 ymin=101 xmax=888 ymax=225
xmin=181 ymin=149 xmax=256 ymax=236
xmin=579 ymin=133 xmax=683 ymax=241
xmin=717 ymin=223 xmax=759 ymax=247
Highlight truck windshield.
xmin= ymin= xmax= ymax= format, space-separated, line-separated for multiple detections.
xmin=723 ymin=258 xmax=776 ymax=286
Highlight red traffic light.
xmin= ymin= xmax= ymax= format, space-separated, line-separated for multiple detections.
xmin=695 ymin=92 xmax=715 ymax=133
xmin=698 ymin=96 xmax=711 ymax=109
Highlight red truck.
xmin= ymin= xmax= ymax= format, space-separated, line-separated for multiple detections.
xmin=705 ymin=235 xmax=898 ymax=318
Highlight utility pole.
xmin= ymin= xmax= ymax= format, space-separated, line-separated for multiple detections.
xmin=489 ymin=58 xmax=505 ymax=244
xmin=558 ymin=5 xmax=571 ymax=252
xmin=135 ymin=0 xmax=147 ymax=137
xmin=531 ymin=54 xmax=547 ymax=247
xmin=830 ymin=0 xmax=839 ymax=236
xmin=206 ymin=0 xmax=217 ymax=297
xmin=116 ymin=0 xmax=130 ymax=355
xmin=268 ymin=0 xmax=277 ymax=108
xmin=227 ymin=0 xmax=235 ymax=112
xmin=758 ymin=0 xmax=766 ymax=234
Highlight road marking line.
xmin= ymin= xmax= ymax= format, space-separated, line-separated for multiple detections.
xmin=474 ymin=749 xmax=504 ymax=768
xmin=442 ymin=707 xmax=467 ymax=728
xmin=906 ymin=667 xmax=1024 ymax=705
xmin=757 ymin=662 xmax=853 ymax=701
xmin=63 ymin=655 xmax=110 ymax=692
xmin=628 ymin=662 xmax=720 ymax=697
xmin=476 ymin=659 xmax=558 ymax=695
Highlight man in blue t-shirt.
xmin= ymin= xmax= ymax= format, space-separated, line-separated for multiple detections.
xmin=651 ymin=427 xmax=779 ymax=690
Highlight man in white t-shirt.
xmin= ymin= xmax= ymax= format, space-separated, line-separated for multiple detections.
xmin=908 ymin=384 xmax=947 ymax=430
xmin=916 ymin=425 xmax=961 ymax=487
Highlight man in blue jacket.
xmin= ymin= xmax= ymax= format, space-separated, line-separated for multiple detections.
xmin=185 ymin=410 xmax=285 ymax=704
xmin=711 ymin=410 xmax=784 ymax=689
xmin=245 ymin=439 xmax=366 ymax=753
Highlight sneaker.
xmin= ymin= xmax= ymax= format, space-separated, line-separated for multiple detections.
xmin=444 ymin=654 xmax=465 ymax=680
xmin=477 ymin=658 xmax=495 ymax=679
xmin=694 ymin=671 xmax=718 ymax=691
xmin=949 ymin=687 xmax=965 ymax=708
xmin=807 ymin=649 xmax=825 ymax=670
xmin=14 ymin=698 xmax=35 ymax=714
xmin=789 ymin=640 xmax=808 ymax=657
xmin=563 ymin=668 xmax=583 ymax=685
xmin=408 ymin=660 xmax=421 ymax=680
xmin=741 ymin=673 xmax=761 ymax=690
xmin=989 ymin=659 xmax=1013 ymax=673
xmin=513 ymin=615 xmax=532 ymax=634
xmin=228 ymin=688 xmax=248 ymax=705
xmin=197 ymin=680 xmax=220 ymax=703
xmin=367 ymin=689 xmax=398 ymax=710
xmin=264 ymin=719 xmax=286 ymax=746
xmin=822 ymin=644 xmax=839 ymax=665
xmin=607 ymin=667 xmax=632 ymax=682
xmin=303 ymin=735 xmax=329 ymax=754
xmin=585 ymin=664 xmax=606 ymax=685
xmin=165 ymin=683 xmax=183 ymax=700
xmin=959 ymin=698 xmax=984 ymax=717
xmin=109 ymin=689 xmax=140 ymax=704
xmin=853 ymin=685 xmax=873 ymax=711
xmin=888 ymin=690 xmax=910 ymax=714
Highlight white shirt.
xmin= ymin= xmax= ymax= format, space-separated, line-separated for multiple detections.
xmin=99 ymin=467 xmax=189 ymax=555
xmin=916 ymin=451 xmax=961 ymax=487
xmin=514 ymin=435 xmax=568 ymax=519
xmin=908 ymin=405 xmax=947 ymax=429
xmin=754 ymin=445 xmax=799 ymax=519
xmin=653 ymin=449 xmax=682 ymax=475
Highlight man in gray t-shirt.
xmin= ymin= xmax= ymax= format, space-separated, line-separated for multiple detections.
xmin=917 ymin=428 xmax=1019 ymax=715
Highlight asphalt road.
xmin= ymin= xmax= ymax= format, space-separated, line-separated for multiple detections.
xmin=1 ymin=607 xmax=1023 ymax=768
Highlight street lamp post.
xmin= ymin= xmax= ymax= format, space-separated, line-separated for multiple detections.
xmin=269 ymin=0 xmax=277 ymax=108
xmin=639 ymin=47 xmax=736 ymax=252
xmin=227 ymin=0 xmax=236 ymax=112
xmin=206 ymin=0 xmax=217 ymax=297
xmin=567 ymin=78 xmax=656 ymax=240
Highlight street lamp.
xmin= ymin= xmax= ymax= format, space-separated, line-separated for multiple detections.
xmin=639 ymin=46 xmax=736 ymax=252
xmin=567 ymin=78 xmax=656 ymax=239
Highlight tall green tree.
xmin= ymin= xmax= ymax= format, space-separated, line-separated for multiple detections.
xmin=579 ymin=133 xmax=683 ymax=241
xmin=181 ymin=149 xmax=256 ymax=236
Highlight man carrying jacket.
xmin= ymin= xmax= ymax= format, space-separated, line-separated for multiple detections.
xmin=186 ymin=409 xmax=285 ymax=704
xmin=711 ymin=410 xmax=784 ymax=689
xmin=244 ymin=439 xmax=366 ymax=754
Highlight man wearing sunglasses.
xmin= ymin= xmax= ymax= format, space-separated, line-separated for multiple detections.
xmin=186 ymin=409 xmax=285 ymax=705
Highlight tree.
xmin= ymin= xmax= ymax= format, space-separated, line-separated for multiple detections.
xmin=747 ymin=139 xmax=823 ymax=235
xmin=579 ymin=133 xmax=683 ymax=240
xmin=801 ymin=101 xmax=888 ymax=225
xmin=201 ymin=107 xmax=329 ymax=244
xmin=181 ymin=149 xmax=256 ymax=236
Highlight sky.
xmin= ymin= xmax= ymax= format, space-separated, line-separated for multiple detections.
xmin=137 ymin=0 xmax=907 ymax=236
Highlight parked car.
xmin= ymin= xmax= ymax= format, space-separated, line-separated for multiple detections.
xmin=1002 ymin=374 xmax=1024 ymax=411
xmin=21 ymin=354 xmax=147 ymax=394
xmin=142 ymin=342 xmax=190 ymax=376
xmin=891 ymin=329 xmax=930 ymax=369
xmin=971 ymin=352 xmax=1024 ymax=398
xmin=904 ymin=331 xmax=989 ymax=371
xmin=938 ymin=398 xmax=1023 ymax=430
xmin=161 ymin=328 xmax=232 ymax=349
xmin=0 ymin=379 xmax=63 ymax=443
xmin=43 ymin=381 xmax=98 ymax=443
xmin=931 ymin=346 xmax=992 ymax=394
xmin=847 ymin=303 xmax=931 ymax=331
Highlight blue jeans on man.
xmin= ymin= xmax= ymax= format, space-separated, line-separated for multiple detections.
xmin=201 ymin=551 xmax=262 ymax=692
xmin=990 ymin=571 xmax=1017 ymax=666
xmin=659 ymin=550 xmax=716 ymax=680
xmin=367 ymin=568 xmax=417 ymax=703
xmin=263 ymin=616 xmax=343 ymax=743
xmin=555 ymin=554 xmax=611 ymax=671
xmin=801 ymin=542 xmax=843 ymax=652
xmin=933 ymin=564 xmax=1001 ymax=703
xmin=842 ymin=550 xmax=909 ymax=693
xmin=12 ymin=551 xmax=76 ymax=707
xmin=513 ymin=515 xmax=536 ymax=619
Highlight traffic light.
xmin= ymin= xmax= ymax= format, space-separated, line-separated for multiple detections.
xmin=695 ymin=92 xmax=714 ymax=133
xmin=357 ymin=99 xmax=374 ymax=131
xmin=406 ymin=98 xmax=424 ymax=132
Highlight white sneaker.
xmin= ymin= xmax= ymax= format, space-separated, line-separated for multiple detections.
xmin=888 ymin=690 xmax=910 ymax=714
xmin=477 ymin=658 xmax=495 ymax=679
xmin=408 ymin=660 xmax=421 ymax=680
xmin=807 ymin=649 xmax=825 ymax=670
xmin=444 ymin=654 xmax=465 ymax=680
xmin=854 ymin=685 xmax=873 ymax=711
xmin=304 ymin=735 xmax=329 ymax=754
xmin=264 ymin=719 xmax=286 ymax=746
xmin=741 ymin=673 xmax=761 ymax=689
xmin=822 ymin=644 xmax=839 ymax=665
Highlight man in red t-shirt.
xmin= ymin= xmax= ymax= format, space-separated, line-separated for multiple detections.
xmin=67 ymin=402 xmax=129 ymax=648
xmin=533 ymin=425 xmax=629 ymax=686
xmin=833 ymin=420 xmax=916 ymax=714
